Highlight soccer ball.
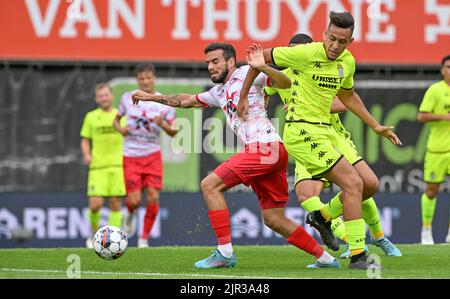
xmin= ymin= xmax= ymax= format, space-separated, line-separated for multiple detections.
xmin=92 ymin=225 xmax=128 ymax=260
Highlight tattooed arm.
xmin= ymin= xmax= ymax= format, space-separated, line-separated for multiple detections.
xmin=131 ymin=91 xmax=203 ymax=108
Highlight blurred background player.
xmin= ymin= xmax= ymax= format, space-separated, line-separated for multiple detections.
xmin=113 ymin=63 xmax=178 ymax=248
xmin=80 ymin=83 xmax=125 ymax=248
xmin=264 ymin=33 xmax=401 ymax=258
xmin=131 ymin=42 xmax=341 ymax=269
xmin=417 ymin=54 xmax=450 ymax=245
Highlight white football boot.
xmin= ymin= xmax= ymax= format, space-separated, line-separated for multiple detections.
xmin=138 ymin=238 xmax=149 ymax=248
xmin=85 ymin=237 xmax=93 ymax=249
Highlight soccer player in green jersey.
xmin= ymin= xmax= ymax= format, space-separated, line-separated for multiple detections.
xmin=417 ymin=54 xmax=450 ymax=245
xmin=80 ymin=83 xmax=126 ymax=248
xmin=239 ymin=11 xmax=402 ymax=269
xmin=264 ymin=33 xmax=402 ymax=259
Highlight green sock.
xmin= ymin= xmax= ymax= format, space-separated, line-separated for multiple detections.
xmin=320 ymin=193 xmax=343 ymax=221
xmin=345 ymin=219 xmax=366 ymax=256
xmin=362 ymin=197 xmax=384 ymax=240
xmin=330 ymin=217 xmax=347 ymax=243
xmin=88 ymin=209 xmax=101 ymax=233
xmin=109 ymin=210 xmax=123 ymax=228
xmin=301 ymin=196 xmax=347 ymax=242
xmin=421 ymin=193 xmax=436 ymax=228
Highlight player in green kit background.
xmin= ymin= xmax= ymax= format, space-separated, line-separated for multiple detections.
xmin=80 ymin=83 xmax=125 ymax=248
xmin=417 ymin=54 xmax=450 ymax=245
xmin=264 ymin=33 xmax=401 ymax=259
xmin=239 ymin=11 xmax=402 ymax=269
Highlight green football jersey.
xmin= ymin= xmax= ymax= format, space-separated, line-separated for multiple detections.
xmin=330 ymin=113 xmax=352 ymax=140
xmin=419 ymin=80 xmax=450 ymax=152
xmin=80 ymin=108 xmax=124 ymax=169
xmin=272 ymin=42 xmax=355 ymax=124
xmin=264 ymin=68 xmax=301 ymax=121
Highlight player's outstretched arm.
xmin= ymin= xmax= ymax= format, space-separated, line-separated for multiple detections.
xmin=247 ymin=43 xmax=291 ymax=89
xmin=238 ymin=44 xmax=279 ymax=120
xmin=131 ymin=90 xmax=203 ymax=108
xmin=337 ymin=89 xmax=403 ymax=146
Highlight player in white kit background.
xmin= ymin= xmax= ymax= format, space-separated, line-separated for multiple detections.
xmin=113 ymin=63 xmax=179 ymax=248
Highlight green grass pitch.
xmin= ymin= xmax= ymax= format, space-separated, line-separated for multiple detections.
xmin=1 ymin=244 xmax=449 ymax=279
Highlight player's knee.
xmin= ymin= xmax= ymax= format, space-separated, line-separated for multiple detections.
xmin=90 ymin=204 xmax=101 ymax=213
xmin=146 ymin=189 xmax=159 ymax=203
xmin=295 ymin=182 xmax=321 ymax=203
xmin=200 ymin=177 xmax=216 ymax=196
xmin=343 ymin=173 xmax=363 ymax=195
xmin=263 ymin=214 xmax=276 ymax=230
xmin=263 ymin=212 xmax=282 ymax=231
xmin=425 ymin=187 xmax=439 ymax=199
xmin=362 ymin=176 xmax=379 ymax=198
xmin=295 ymin=190 xmax=317 ymax=203
xmin=126 ymin=195 xmax=141 ymax=208
xmin=109 ymin=199 xmax=122 ymax=211
xmin=200 ymin=176 xmax=219 ymax=194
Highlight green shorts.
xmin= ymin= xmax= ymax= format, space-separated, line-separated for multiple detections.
xmin=87 ymin=166 xmax=126 ymax=197
xmin=284 ymin=122 xmax=343 ymax=182
xmin=423 ymin=151 xmax=450 ymax=183
xmin=330 ymin=130 xmax=363 ymax=165
xmin=293 ymin=160 xmax=331 ymax=188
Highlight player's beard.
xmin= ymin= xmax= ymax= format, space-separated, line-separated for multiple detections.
xmin=211 ymin=66 xmax=229 ymax=84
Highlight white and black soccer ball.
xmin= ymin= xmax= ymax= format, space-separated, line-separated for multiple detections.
xmin=92 ymin=225 xmax=128 ymax=260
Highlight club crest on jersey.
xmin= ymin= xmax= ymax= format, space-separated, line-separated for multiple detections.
xmin=337 ymin=64 xmax=344 ymax=78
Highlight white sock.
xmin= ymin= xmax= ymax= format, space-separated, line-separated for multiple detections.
xmin=218 ymin=243 xmax=233 ymax=258
xmin=317 ymin=250 xmax=335 ymax=264
xmin=422 ymin=226 xmax=432 ymax=232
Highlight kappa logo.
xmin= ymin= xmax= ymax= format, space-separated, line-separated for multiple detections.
xmin=314 ymin=62 xmax=322 ymax=68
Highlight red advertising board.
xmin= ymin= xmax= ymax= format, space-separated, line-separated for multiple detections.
xmin=0 ymin=0 xmax=449 ymax=64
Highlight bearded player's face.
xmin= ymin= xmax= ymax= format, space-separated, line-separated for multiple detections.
xmin=205 ymin=49 xmax=231 ymax=84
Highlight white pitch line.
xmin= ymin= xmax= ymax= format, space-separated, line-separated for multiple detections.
xmin=0 ymin=268 xmax=298 ymax=279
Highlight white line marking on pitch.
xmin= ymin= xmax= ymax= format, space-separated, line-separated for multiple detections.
xmin=0 ymin=268 xmax=298 ymax=279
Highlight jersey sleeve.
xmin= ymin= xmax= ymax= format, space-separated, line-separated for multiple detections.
xmin=80 ymin=113 xmax=92 ymax=139
xmin=340 ymin=55 xmax=356 ymax=90
xmin=272 ymin=44 xmax=313 ymax=68
xmin=419 ymin=85 xmax=437 ymax=113
xmin=196 ymin=87 xmax=220 ymax=108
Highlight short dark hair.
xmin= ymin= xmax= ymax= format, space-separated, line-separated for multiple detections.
xmin=134 ymin=63 xmax=156 ymax=76
xmin=204 ymin=43 xmax=236 ymax=62
xmin=328 ymin=11 xmax=354 ymax=32
xmin=289 ymin=33 xmax=313 ymax=45
xmin=441 ymin=55 xmax=450 ymax=67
